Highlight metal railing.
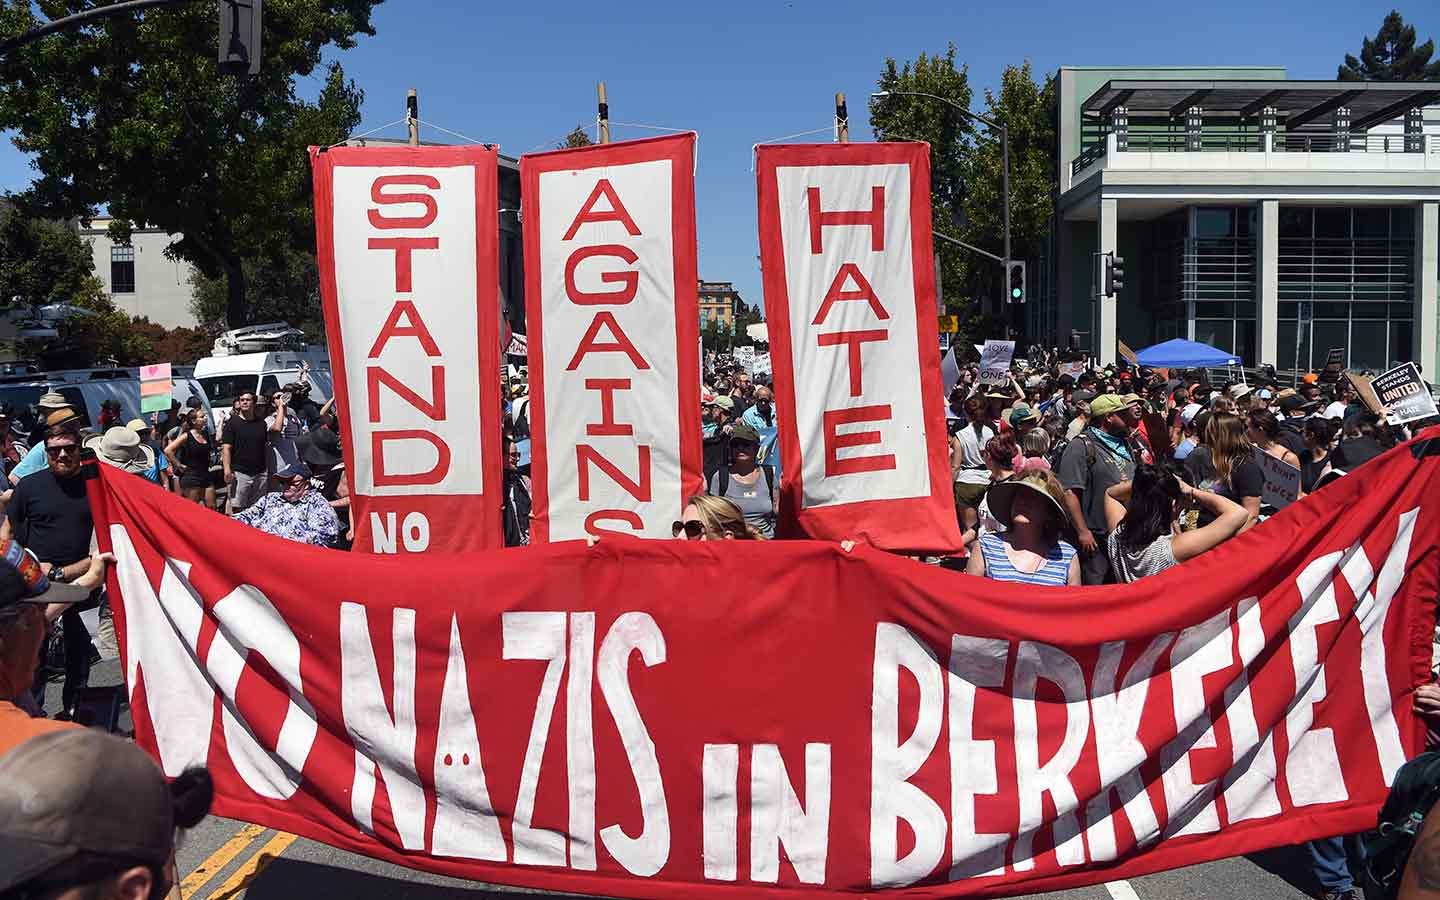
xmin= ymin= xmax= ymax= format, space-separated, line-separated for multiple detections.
xmin=1069 ymin=130 xmax=1432 ymax=174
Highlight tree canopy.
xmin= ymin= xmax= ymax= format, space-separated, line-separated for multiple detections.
xmin=0 ymin=0 xmax=381 ymax=328
xmin=1338 ymin=10 xmax=1440 ymax=81
xmin=560 ymin=125 xmax=595 ymax=149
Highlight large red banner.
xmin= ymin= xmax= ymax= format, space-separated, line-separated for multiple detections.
xmin=92 ymin=434 xmax=1440 ymax=899
xmin=310 ymin=144 xmax=503 ymax=553
xmin=756 ymin=143 xmax=961 ymax=553
xmin=520 ymin=134 xmax=703 ymax=541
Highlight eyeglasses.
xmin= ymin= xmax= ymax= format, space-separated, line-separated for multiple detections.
xmin=507 ymin=451 xmax=522 ymax=459
xmin=670 ymin=519 xmax=706 ymax=539
xmin=45 ymin=444 xmax=79 ymax=458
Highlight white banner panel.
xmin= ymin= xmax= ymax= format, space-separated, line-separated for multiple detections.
xmin=521 ymin=135 xmax=702 ymax=542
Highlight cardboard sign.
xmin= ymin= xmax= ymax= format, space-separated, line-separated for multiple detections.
xmin=1118 ymin=340 xmax=1138 ymax=365
xmin=139 ymin=363 xmax=172 ymax=414
xmin=937 ymin=314 xmax=958 ymax=333
xmin=1371 ymin=362 xmax=1439 ymax=425
xmin=1254 ymin=447 xmax=1302 ymax=510
xmin=1347 ymin=372 xmax=1384 ymax=417
xmin=977 ymin=339 xmax=1015 ymax=385
xmin=939 ymin=344 xmax=960 ymax=392
xmin=1059 ymin=361 xmax=1088 ymax=379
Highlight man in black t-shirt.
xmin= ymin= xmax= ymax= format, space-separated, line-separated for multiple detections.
xmin=2 ymin=425 xmax=96 ymax=715
xmin=222 ymin=391 xmax=271 ymax=513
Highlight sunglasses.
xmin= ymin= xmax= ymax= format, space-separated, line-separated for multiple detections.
xmin=45 ymin=444 xmax=80 ymax=458
xmin=670 ymin=519 xmax=706 ymax=539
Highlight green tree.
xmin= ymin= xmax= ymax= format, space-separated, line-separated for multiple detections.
xmin=956 ymin=63 xmax=1057 ymax=339
xmin=0 ymin=204 xmax=106 ymax=310
xmin=868 ymin=45 xmax=973 ymax=324
xmin=559 ymin=124 xmax=595 ymax=148
xmin=0 ymin=0 xmax=379 ymax=329
xmin=1339 ymin=10 xmax=1440 ymax=81
xmin=189 ymin=247 xmax=325 ymax=338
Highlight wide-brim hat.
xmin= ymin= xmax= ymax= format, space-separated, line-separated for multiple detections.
xmin=986 ymin=478 xmax=1068 ymax=530
xmin=301 ymin=426 xmax=343 ymax=468
xmin=36 ymin=392 xmax=69 ymax=410
xmin=84 ymin=426 xmax=155 ymax=475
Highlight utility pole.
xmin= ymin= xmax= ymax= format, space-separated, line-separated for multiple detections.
xmin=406 ymin=89 xmax=419 ymax=146
xmin=835 ymin=92 xmax=849 ymax=142
xmin=597 ymin=81 xmax=611 ymax=144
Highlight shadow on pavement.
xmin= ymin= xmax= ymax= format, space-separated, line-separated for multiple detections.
xmin=242 ymin=857 xmax=618 ymax=900
xmin=1245 ymin=845 xmax=1323 ymax=896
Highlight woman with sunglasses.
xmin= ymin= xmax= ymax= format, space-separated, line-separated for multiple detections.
xmin=164 ymin=408 xmax=214 ymax=506
xmin=672 ymin=495 xmax=765 ymax=541
xmin=964 ymin=471 xmax=1079 ymax=586
xmin=706 ymin=421 xmax=776 ymax=538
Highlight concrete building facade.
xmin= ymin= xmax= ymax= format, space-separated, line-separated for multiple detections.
xmin=1046 ymin=66 xmax=1440 ymax=375
xmin=80 ymin=216 xmax=198 ymax=329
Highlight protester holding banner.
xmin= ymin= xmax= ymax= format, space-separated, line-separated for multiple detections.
xmin=232 ymin=466 xmax=340 ymax=548
xmin=501 ymin=437 xmax=532 ymax=547
xmin=1102 ymin=466 xmax=1249 ymax=583
xmin=1329 ymin=412 xmax=1391 ymax=476
xmin=1247 ymin=409 xmax=1303 ymax=490
xmin=964 ymin=471 xmax=1078 ymax=585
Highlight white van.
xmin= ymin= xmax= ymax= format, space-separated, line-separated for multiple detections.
xmin=0 ymin=368 xmax=213 ymax=444
xmin=192 ymin=324 xmax=333 ymax=429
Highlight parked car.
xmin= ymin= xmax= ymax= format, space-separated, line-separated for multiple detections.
xmin=0 ymin=367 xmax=212 ymax=442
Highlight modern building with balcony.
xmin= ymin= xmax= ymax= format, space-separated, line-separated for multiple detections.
xmin=1048 ymin=66 xmax=1440 ymax=374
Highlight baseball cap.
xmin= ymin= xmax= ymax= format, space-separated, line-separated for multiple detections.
xmin=1279 ymin=395 xmax=1318 ymax=413
xmin=730 ymin=421 xmax=761 ymax=443
xmin=712 ymin=395 xmax=735 ymax=413
xmin=0 ymin=539 xmax=92 ymax=608
xmin=1089 ymin=394 xmax=1128 ymax=418
xmin=0 ymin=730 xmax=185 ymax=893
xmin=1071 ymin=389 xmax=1097 ymax=405
xmin=1179 ymin=402 xmax=1203 ymax=425
xmin=1256 ymin=388 xmax=1272 ymax=400
xmin=1302 ymin=373 xmax=1320 ymax=384
xmin=1121 ymin=393 xmax=1143 ymax=406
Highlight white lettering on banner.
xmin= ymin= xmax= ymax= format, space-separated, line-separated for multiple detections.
xmin=538 ymin=163 xmax=682 ymax=540
xmin=432 ymin=617 xmax=506 ymax=861
xmin=870 ymin=623 xmax=946 ymax=887
xmin=370 ymin=511 xmax=433 ymax=553
xmin=1011 ymin=642 xmax=1088 ymax=871
xmin=330 ymin=166 xmax=484 ymax=498
xmin=1220 ymin=597 xmax=1282 ymax=823
xmin=750 ymin=743 xmax=832 ymax=884
xmin=339 ymin=603 xmax=427 ymax=848
xmin=1351 ymin=508 xmax=1419 ymax=782
xmin=702 ymin=744 xmax=741 ymax=881
xmin=567 ymin=613 xmax=599 ymax=870
xmin=1160 ymin=608 xmax=1232 ymax=838
xmin=1285 ymin=552 xmax=1350 ymax=807
xmin=948 ymin=636 xmax=1009 ymax=879
xmin=775 ymin=165 xmax=929 ymax=508
xmin=502 ymin=612 xmax=570 ymax=866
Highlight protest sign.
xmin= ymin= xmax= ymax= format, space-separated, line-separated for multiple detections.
xmin=978 ymin=339 xmax=1015 ymax=386
xmin=937 ymin=314 xmax=959 ymax=333
xmin=734 ymin=345 xmax=756 ymax=371
xmin=1253 ymin=448 xmax=1301 ymax=510
xmin=1118 ymin=340 xmax=1138 ymax=366
xmin=93 ymin=431 xmax=1440 ymax=899
xmin=1320 ymin=347 xmax=1346 ymax=384
xmin=1347 ymin=371 xmax=1384 ymax=417
xmin=310 ymin=144 xmax=503 ymax=553
xmin=139 ymin=363 xmax=172 ymax=414
xmin=505 ymin=333 xmax=528 ymax=358
xmin=521 ymin=134 xmax=704 ymax=542
xmin=940 ymin=344 xmax=961 ymax=392
xmin=1058 ymin=361 xmax=1087 ymax=380
xmin=756 ymin=142 xmax=961 ymax=553
xmin=1372 ymin=362 xmax=1439 ymax=425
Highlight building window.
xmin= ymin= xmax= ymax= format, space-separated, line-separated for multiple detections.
xmin=111 ymin=245 xmax=136 ymax=294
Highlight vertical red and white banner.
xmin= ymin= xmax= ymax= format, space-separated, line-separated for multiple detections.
xmin=756 ymin=143 xmax=961 ymax=552
xmin=310 ymin=145 xmax=503 ymax=554
xmin=521 ymin=134 xmax=703 ymax=542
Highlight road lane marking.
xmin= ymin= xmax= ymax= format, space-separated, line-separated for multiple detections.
xmin=208 ymin=830 xmax=299 ymax=900
xmin=1105 ymin=880 xmax=1142 ymax=900
xmin=179 ymin=823 xmax=268 ymax=897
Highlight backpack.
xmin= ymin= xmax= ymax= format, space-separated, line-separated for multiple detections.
xmin=1363 ymin=751 xmax=1440 ymax=900
xmin=712 ymin=465 xmax=774 ymax=503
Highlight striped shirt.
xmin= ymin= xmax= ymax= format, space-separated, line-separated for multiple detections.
xmin=977 ymin=533 xmax=1076 ymax=586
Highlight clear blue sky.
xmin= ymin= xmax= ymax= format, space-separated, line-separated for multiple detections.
xmin=0 ymin=0 xmax=1432 ymax=312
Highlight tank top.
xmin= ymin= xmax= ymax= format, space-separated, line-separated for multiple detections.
xmin=177 ymin=432 xmax=211 ymax=471
xmin=977 ymin=533 xmax=1075 ymax=586
xmin=1107 ymin=528 xmax=1179 ymax=583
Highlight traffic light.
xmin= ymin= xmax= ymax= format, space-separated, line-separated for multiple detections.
xmin=218 ymin=0 xmax=262 ymax=75
xmin=1007 ymin=260 xmax=1026 ymax=304
xmin=1109 ymin=253 xmax=1125 ymax=296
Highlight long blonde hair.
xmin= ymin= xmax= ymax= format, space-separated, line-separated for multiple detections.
xmin=1205 ymin=412 xmax=1253 ymax=486
xmin=685 ymin=495 xmax=766 ymax=540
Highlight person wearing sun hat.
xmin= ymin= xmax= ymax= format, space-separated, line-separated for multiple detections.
xmin=85 ymin=426 xmax=157 ymax=477
xmin=7 ymin=398 xmax=83 ymax=486
xmin=964 ymin=471 xmax=1079 ymax=585
xmin=0 ymin=539 xmax=112 ymax=754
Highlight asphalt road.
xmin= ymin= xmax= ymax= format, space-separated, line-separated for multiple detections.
xmin=47 ymin=656 xmax=1345 ymax=900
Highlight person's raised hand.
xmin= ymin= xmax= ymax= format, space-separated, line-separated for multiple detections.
xmin=75 ymin=552 xmax=116 ymax=591
xmin=1416 ymin=683 xmax=1440 ymax=719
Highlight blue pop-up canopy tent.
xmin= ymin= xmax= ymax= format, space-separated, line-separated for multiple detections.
xmin=1134 ymin=338 xmax=1241 ymax=368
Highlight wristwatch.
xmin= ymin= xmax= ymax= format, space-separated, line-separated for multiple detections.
xmin=49 ymin=564 xmax=68 ymax=583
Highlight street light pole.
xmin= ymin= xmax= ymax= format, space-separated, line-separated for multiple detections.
xmin=871 ymin=89 xmax=1012 ymax=286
